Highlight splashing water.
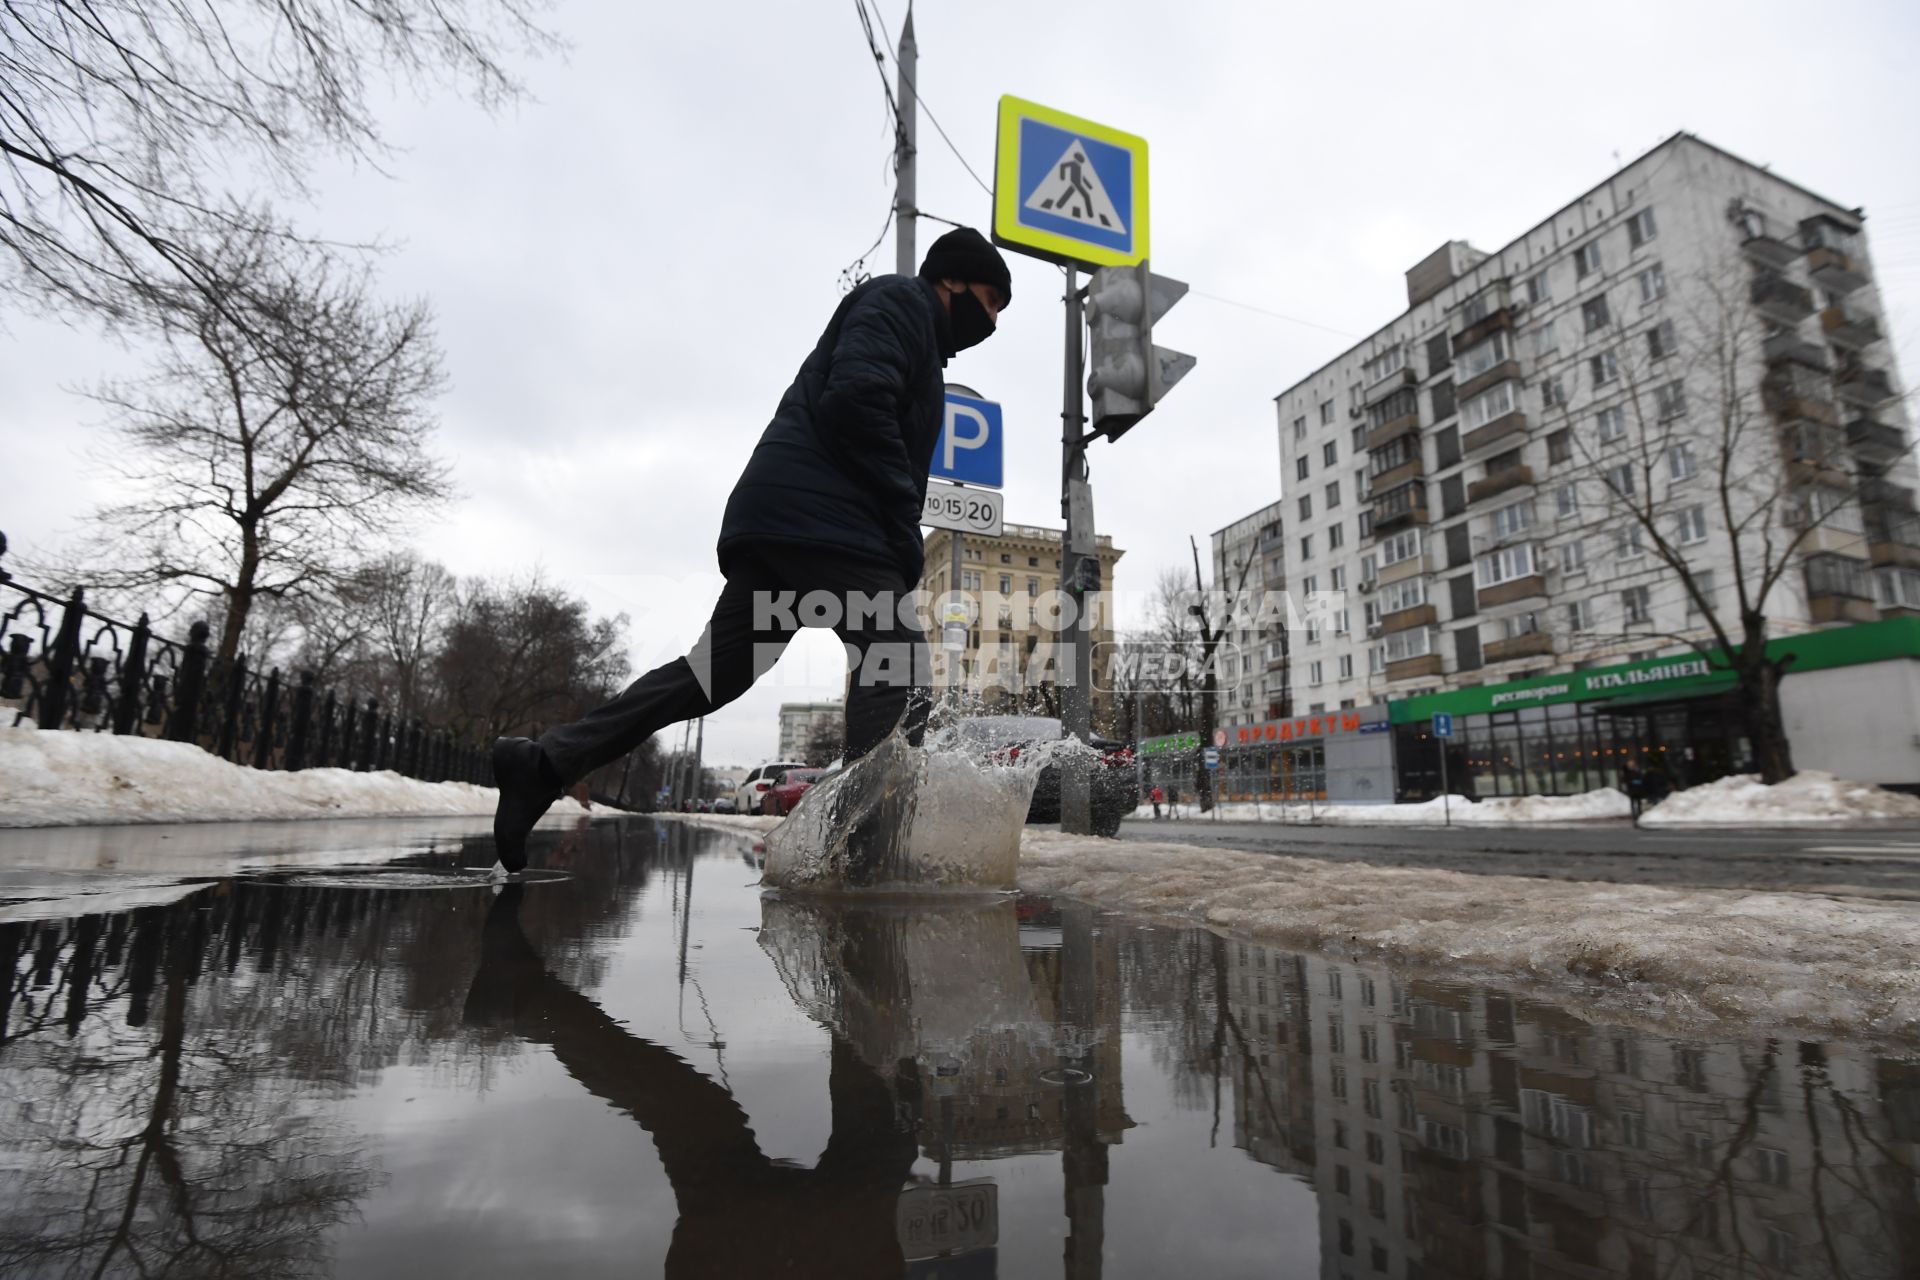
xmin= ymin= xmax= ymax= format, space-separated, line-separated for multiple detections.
xmin=760 ymin=713 xmax=1099 ymax=893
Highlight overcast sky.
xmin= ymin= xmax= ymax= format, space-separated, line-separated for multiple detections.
xmin=6 ymin=0 xmax=1919 ymax=768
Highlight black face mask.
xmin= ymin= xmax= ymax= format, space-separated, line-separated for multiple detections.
xmin=948 ymin=288 xmax=996 ymax=351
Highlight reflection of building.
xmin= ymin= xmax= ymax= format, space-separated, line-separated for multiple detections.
xmin=919 ymin=523 xmax=1126 ymax=731
xmin=1224 ymin=944 xmax=1920 ymax=1280
xmin=776 ymin=699 xmax=841 ymax=760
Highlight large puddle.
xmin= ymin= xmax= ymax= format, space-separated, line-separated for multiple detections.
xmin=1 ymin=815 xmax=1916 ymax=1278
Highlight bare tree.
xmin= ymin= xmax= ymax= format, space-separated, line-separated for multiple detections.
xmin=802 ymin=718 xmax=845 ymax=768
xmin=0 ymin=0 xmax=554 ymax=322
xmin=434 ymin=572 xmax=630 ymax=741
xmin=1539 ymin=258 xmax=1912 ymax=782
xmin=74 ymin=225 xmax=452 ymax=665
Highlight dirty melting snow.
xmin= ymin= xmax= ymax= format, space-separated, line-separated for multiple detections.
xmin=1641 ymin=770 xmax=1920 ymax=825
xmin=1134 ymin=789 xmax=1630 ymax=825
xmin=1019 ymin=830 xmax=1920 ymax=1038
xmin=0 ymin=725 xmax=591 ymax=827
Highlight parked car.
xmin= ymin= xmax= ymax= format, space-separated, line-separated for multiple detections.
xmin=952 ymin=716 xmax=1138 ymax=838
xmin=736 ymin=761 xmax=807 ymax=814
xmin=761 ymin=768 xmax=825 ymax=816
xmin=711 ymin=795 xmax=737 ymax=815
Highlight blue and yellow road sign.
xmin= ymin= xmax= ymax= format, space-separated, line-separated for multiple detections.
xmin=992 ymin=95 xmax=1148 ymax=270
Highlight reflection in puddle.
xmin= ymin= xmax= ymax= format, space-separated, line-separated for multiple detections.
xmin=0 ymin=816 xmax=1914 ymax=1278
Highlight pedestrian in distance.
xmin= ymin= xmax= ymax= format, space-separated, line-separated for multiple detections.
xmin=489 ymin=228 xmax=1013 ymax=871
xmin=1621 ymin=763 xmax=1647 ymax=822
xmin=1150 ymin=784 xmax=1164 ymax=820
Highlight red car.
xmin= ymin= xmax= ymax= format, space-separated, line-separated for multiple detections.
xmin=760 ymin=768 xmax=825 ymax=816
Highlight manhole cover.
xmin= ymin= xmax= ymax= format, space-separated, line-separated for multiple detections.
xmin=267 ymin=867 xmax=571 ymax=891
xmin=1038 ymin=1067 xmax=1093 ymax=1087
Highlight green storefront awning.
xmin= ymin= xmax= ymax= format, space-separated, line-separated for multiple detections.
xmin=1387 ymin=617 xmax=1920 ymax=724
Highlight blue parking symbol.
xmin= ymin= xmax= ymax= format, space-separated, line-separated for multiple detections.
xmin=1433 ymin=714 xmax=1453 ymax=738
xmin=932 ymin=392 xmax=1003 ymax=488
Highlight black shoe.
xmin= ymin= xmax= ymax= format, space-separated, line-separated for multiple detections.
xmin=492 ymin=737 xmax=560 ymax=873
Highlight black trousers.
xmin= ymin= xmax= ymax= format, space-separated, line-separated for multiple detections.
xmin=540 ymin=543 xmax=932 ymax=786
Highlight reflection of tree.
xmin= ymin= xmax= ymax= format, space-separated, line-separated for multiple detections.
xmin=463 ymin=885 xmax=920 ymax=1277
xmin=0 ymin=902 xmax=379 ymax=1278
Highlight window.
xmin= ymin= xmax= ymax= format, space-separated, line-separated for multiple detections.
xmin=1293 ymin=415 xmax=1308 ymax=442
xmin=1027 ymin=578 xmax=1040 ymax=596
xmin=1368 ymin=645 xmax=1386 ymax=675
xmin=999 ymin=574 xmax=1012 ymax=593
xmin=1309 ymin=660 xmax=1324 ymax=685
xmin=1362 ymin=346 xmax=1407 ymax=384
xmin=1461 ymin=380 xmax=1518 ymax=430
xmin=1358 ymin=510 xmax=1373 ymax=539
xmin=1531 ymin=319 xmax=1560 ymax=360
xmin=1561 ymin=538 xmax=1587 ymax=573
xmin=1555 ymin=482 xmax=1580 ymax=519
xmin=1877 ymin=566 xmax=1920 ymax=610
xmin=1326 ymin=481 xmax=1342 ymax=509
xmin=1623 ymin=585 xmax=1652 ymax=625
xmin=963 ymin=570 xmax=981 ymax=590
xmin=1615 ymin=524 xmax=1644 ymax=556
xmin=1656 ymin=381 xmax=1688 ymax=420
xmin=1301 ymin=574 xmax=1317 ymax=595
xmin=1596 ymin=405 xmax=1627 ymax=443
xmin=1807 ymin=552 xmax=1870 ymax=598
xmin=1676 ymin=505 xmax=1708 ymax=546
xmin=1320 ymin=400 xmax=1335 ymax=425
xmin=1540 ymin=376 xmax=1568 ymax=410
xmin=1330 ymin=565 xmax=1346 ymax=590
xmin=1296 ymin=456 xmax=1310 ymax=482
xmin=1379 ymin=529 xmax=1421 ymax=567
xmin=1383 ymin=626 xmax=1435 ymax=662
xmin=1476 ymin=543 xmax=1538 ymax=587
xmin=1575 ymin=240 xmax=1604 ymax=278
xmin=1323 ymin=440 xmax=1338 ymax=466
xmin=1637 ymin=263 xmax=1667 ymax=305
xmin=1647 ymin=319 xmax=1677 ymax=360
xmin=1527 ymin=271 xmax=1553 ymax=305
xmin=1687 ymin=569 xmax=1717 ymax=618
xmin=1581 ymin=294 xmax=1612 ymax=333
xmin=1590 ymin=349 xmax=1619 ymax=386
xmin=1367 ymin=432 xmax=1419 ymax=477
xmin=1490 ymin=500 xmax=1535 ymax=538
xmin=1801 ymin=486 xmax=1864 ymax=534
xmin=1335 ymin=609 xmax=1350 ymax=635
xmin=1628 ymin=207 xmax=1658 ymax=248
xmin=1363 ymin=599 xmax=1380 ymax=629
xmin=1548 ymin=429 xmax=1572 ymax=464
xmin=1360 ymin=553 xmax=1378 ymax=583
xmin=1339 ymin=653 xmax=1354 ymax=679
xmin=1502 ymin=612 xmax=1541 ymax=639
xmin=1300 ymin=534 xmax=1314 ymax=560
xmin=1328 ymin=522 xmax=1346 ymax=550
xmin=1566 ymin=598 xmax=1593 ymax=632
xmin=1667 ymin=440 xmax=1697 ymax=481
xmin=1381 ymin=577 xmax=1426 ymax=614
xmin=1455 ymin=330 xmax=1512 ymax=383
xmin=1352 ymin=424 xmax=1366 ymax=452
xmin=1299 ymin=494 xmax=1313 ymax=521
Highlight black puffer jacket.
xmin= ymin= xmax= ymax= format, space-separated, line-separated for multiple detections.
xmin=718 ymin=275 xmax=953 ymax=585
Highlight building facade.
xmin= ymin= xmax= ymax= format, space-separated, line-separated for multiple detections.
xmin=920 ymin=522 xmax=1126 ymax=732
xmin=775 ymin=699 xmax=842 ymax=762
xmin=1272 ymin=133 xmax=1913 ymax=779
xmin=1212 ymin=501 xmax=1289 ymax=727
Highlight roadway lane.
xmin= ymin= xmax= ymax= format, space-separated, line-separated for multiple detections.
xmin=1115 ymin=816 xmax=1920 ymax=901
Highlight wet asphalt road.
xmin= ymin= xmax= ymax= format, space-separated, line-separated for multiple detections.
xmin=1117 ymin=816 xmax=1920 ymax=901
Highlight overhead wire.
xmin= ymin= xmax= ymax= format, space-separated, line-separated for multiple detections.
xmin=839 ymin=0 xmax=907 ymax=287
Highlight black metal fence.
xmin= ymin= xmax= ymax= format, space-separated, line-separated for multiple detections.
xmin=0 ymin=535 xmax=493 ymax=786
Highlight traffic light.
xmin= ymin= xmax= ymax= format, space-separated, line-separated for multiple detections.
xmin=1084 ymin=260 xmax=1197 ymax=441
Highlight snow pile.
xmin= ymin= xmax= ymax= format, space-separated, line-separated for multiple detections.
xmin=1017 ymin=830 xmax=1920 ymax=1037
xmin=1130 ymin=788 xmax=1630 ymax=825
xmin=0 ymin=725 xmax=591 ymax=827
xmin=1642 ymin=771 xmax=1920 ymax=826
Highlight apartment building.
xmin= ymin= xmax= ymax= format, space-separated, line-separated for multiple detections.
xmin=920 ymin=522 xmax=1126 ymax=730
xmin=1211 ymin=500 xmax=1289 ymax=727
xmin=1273 ymin=133 xmax=1914 ymax=791
xmin=775 ymin=699 xmax=842 ymax=762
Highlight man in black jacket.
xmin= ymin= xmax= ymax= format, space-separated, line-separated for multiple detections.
xmin=489 ymin=227 xmax=1012 ymax=870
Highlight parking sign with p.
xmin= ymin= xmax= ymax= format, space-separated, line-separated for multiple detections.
xmin=933 ymin=390 xmax=1003 ymax=488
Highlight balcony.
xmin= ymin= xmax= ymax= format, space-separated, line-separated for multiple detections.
xmin=1364 ymin=365 xmax=1418 ymax=404
xmin=1782 ymin=422 xmax=1851 ymax=487
xmin=1454 ymin=359 xmax=1522 ymax=404
xmin=1805 ymin=554 xmax=1876 ymax=624
xmin=1751 ymin=274 xmax=1815 ymax=325
xmin=1256 ymin=530 xmax=1287 ymax=557
xmin=1484 ymin=631 xmax=1554 ymax=663
xmin=1381 ymin=603 xmax=1437 ymax=634
xmin=1861 ymin=478 xmax=1916 ymax=516
xmin=1847 ymin=419 xmax=1906 ymax=466
xmin=1764 ymin=332 xmax=1830 ymax=373
xmin=1462 ymin=409 xmax=1529 ymax=455
xmin=1371 ymin=482 xmax=1429 ymax=532
xmin=1452 ymin=282 xmax=1515 ymax=350
xmin=1467 ymin=463 xmax=1535 ymax=505
xmin=1740 ymin=231 xmax=1800 ymax=272
xmin=1822 ymin=304 xmax=1883 ymax=351
xmin=1477 ymin=575 xmax=1547 ymax=609
xmin=1370 ymin=455 xmax=1425 ymax=493
xmin=1836 ymin=363 xmax=1896 ymax=408
xmin=1365 ymin=386 xmax=1421 ymax=450
xmin=1385 ymin=653 xmax=1444 ymax=682
xmin=1868 ymin=511 xmax=1920 ymax=570
xmin=1763 ymin=366 xmax=1837 ymax=426
xmin=1806 ymin=245 xmax=1868 ymax=295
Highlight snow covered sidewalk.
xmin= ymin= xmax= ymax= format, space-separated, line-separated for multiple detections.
xmin=1132 ymin=789 xmax=1631 ymax=825
xmin=0 ymin=725 xmax=592 ymax=828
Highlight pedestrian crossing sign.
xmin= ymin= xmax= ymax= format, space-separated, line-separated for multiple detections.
xmin=992 ymin=95 xmax=1149 ymax=270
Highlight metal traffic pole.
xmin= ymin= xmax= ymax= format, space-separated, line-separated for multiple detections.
xmin=1059 ymin=265 xmax=1095 ymax=836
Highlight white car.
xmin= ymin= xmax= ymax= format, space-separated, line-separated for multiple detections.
xmin=736 ymin=761 xmax=807 ymax=815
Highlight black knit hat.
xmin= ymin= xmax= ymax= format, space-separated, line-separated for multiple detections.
xmin=919 ymin=227 xmax=1011 ymax=306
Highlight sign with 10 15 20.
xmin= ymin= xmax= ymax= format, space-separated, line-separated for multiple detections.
xmin=922 ymin=479 xmax=1003 ymax=537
